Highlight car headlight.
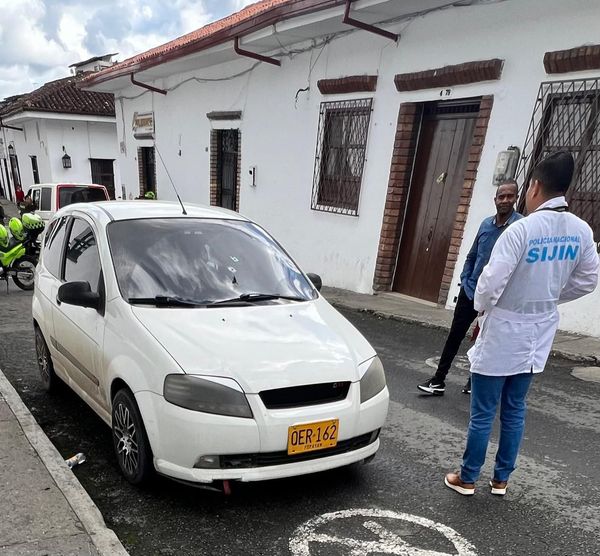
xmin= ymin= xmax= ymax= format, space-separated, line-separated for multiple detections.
xmin=360 ymin=356 xmax=386 ymax=403
xmin=163 ymin=375 xmax=253 ymax=418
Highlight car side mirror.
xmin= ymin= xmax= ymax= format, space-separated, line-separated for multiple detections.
xmin=58 ymin=281 xmax=100 ymax=310
xmin=306 ymin=273 xmax=322 ymax=291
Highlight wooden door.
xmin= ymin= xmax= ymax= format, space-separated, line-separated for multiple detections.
xmin=393 ymin=101 xmax=478 ymax=302
xmin=217 ymin=130 xmax=238 ymax=211
xmin=90 ymin=159 xmax=115 ymax=199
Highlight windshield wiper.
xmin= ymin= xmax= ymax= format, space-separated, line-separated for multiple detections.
xmin=128 ymin=296 xmax=206 ymax=308
xmin=209 ymin=293 xmax=307 ymax=306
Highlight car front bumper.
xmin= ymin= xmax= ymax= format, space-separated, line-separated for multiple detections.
xmin=135 ymin=383 xmax=389 ymax=483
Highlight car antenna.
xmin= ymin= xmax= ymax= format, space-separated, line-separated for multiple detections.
xmin=153 ymin=141 xmax=187 ymax=215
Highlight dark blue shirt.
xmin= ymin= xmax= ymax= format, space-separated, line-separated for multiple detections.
xmin=460 ymin=211 xmax=523 ymax=300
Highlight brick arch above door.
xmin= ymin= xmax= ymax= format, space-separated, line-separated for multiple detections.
xmin=373 ymin=95 xmax=494 ymax=305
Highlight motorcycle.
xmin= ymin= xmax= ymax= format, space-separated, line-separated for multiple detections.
xmin=0 ymin=215 xmax=45 ymax=292
xmin=20 ymin=213 xmax=45 ymax=260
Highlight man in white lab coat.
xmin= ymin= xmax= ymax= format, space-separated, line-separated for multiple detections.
xmin=444 ymin=151 xmax=599 ymax=496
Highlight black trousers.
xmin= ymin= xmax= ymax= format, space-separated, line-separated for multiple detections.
xmin=435 ymin=287 xmax=478 ymax=381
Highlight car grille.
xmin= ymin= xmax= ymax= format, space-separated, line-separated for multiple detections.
xmin=219 ymin=429 xmax=379 ymax=469
xmin=259 ymin=381 xmax=351 ymax=409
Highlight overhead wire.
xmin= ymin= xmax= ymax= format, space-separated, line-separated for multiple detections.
xmin=114 ymin=0 xmax=508 ymax=101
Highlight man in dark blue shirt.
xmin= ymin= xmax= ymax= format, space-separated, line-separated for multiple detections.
xmin=418 ymin=180 xmax=522 ymax=396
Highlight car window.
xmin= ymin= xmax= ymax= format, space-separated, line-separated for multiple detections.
xmin=43 ymin=217 xmax=69 ymax=279
xmin=107 ymin=218 xmax=316 ymax=303
xmin=64 ymin=218 xmax=102 ymax=293
xmin=59 ymin=187 xmax=107 ymax=208
xmin=40 ymin=187 xmax=52 ymax=211
xmin=31 ymin=189 xmax=40 ymax=211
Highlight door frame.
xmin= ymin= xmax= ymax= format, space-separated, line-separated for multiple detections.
xmin=373 ymin=95 xmax=494 ymax=305
xmin=392 ymin=99 xmax=479 ymax=302
xmin=210 ymin=128 xmax=241 ymax=212
xmin=137 ymin=146 xmax=156 ymax=197
xmin=90 ymin=158 xmax=116 ymax=199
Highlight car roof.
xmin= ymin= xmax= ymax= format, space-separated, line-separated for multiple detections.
xmin=29 ymin=183 xmax=107 ymax=189
xmin=60 ymin=200 xmax=249 ymax=223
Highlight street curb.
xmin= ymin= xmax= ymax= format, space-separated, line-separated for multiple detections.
xmin=0 ymin=368 xmax=129 ymax=556
xmin=330 ymin=301 xmax=599 ymax=365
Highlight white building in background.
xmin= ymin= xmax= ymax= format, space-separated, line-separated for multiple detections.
xmin=83 ymin=0 xmax=600 ymax=337
xmin=0 ymin=55 xmax=120 ymax=201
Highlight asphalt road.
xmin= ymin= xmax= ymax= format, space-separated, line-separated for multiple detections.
xmin=1 ymin=284 xmax=599 ymax=555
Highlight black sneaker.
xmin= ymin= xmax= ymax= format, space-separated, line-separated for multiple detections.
xmin=417 ymin=377 xmax=445 ymax=396
xmin=462 ymin=377 xmax=471 ymax=395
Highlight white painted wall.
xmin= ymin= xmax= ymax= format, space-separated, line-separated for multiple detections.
xmin=1 ymin=120 xmax=50 ymax=196
xmin=1 ymin=117 xmax=119 ymax=196
xmin=110 ymin=0 xmax=600 ymax=336
xmin=45 ymin=120 xmax=120 ymax=190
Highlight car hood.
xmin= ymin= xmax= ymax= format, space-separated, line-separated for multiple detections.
xmin=131 ymin=297 xmax=375 ymax=393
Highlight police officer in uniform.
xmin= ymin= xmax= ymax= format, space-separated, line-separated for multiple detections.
xmin=444 ymin=151 xmax=600 ymax=496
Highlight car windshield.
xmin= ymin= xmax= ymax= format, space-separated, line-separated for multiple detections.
xmin=59 ymin=187 xmax=107 ymax=208
xmin=106 ymin=218 xmax=317 ymax=305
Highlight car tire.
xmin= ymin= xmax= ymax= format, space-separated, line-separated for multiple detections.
xmin=112 ymin=388 xmax=154 ymax=485
xmin=35 ymin=327 xmax=57 ymax=393
xmin=12 ymin=255 xmax=37 ymax=291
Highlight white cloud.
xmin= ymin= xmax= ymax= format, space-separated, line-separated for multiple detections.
xmin=0 ymin=0 xmax=248 ymax=100
xmin=58 ymin=10 xmax=90 ymax=61
xmin=0 ymin=64 xmax=66 ymax=98
xmin=233 ymin=0 xmax=257 ymax=10
xmin=0 ymin=0 xmax=71 ymax=68
xmin=179 ymin=2 xmax=212 ymax=34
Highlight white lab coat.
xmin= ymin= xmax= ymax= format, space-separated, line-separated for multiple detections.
xmin=468 ymin=197 xmax=600 ymax=376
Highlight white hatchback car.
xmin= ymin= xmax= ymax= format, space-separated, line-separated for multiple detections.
xmin=32 ymin=201 xmax=389 ymax=486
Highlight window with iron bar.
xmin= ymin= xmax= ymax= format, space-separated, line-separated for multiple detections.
xmin=517 ymin=78 xmax=600 ymax=240
xmin=311 ymin=98 xmax=373 ymax=216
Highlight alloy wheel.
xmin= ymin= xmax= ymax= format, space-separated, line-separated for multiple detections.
xmin=36 ymin=335 xmax=49 ymax=383
xmin=113 ymin=402 xmax=139 ymax=476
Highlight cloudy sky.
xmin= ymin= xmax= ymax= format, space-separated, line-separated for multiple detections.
xmin=0 ymin=0 xmax=255 ymax=100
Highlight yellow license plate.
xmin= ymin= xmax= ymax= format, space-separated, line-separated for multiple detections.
xmin=287 ymin=419 xmax=339 ymax=455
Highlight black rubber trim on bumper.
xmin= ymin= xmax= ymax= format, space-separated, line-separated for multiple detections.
xmin=219 ymin=429 xmax=380 ymax=469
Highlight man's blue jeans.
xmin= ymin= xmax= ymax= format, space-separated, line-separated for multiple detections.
xmin=460 ymin=372 xmax=534 ymax=484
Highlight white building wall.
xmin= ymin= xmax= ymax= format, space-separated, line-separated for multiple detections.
xmin=1 ymin=120 xmax=50 ymax=194
xmin=45 ymin=120 xmax=120 ymax=190
xmin=111 ymin=0 xmax=600 ymax=336
xmin=1 ymin=118 xmax=119 ymax=195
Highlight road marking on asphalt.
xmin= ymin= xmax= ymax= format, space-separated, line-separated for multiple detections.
xmin=289 ymin=508 xmax=478 ymax=555
xmin=571 ymin=366 xmax=600 ymax=383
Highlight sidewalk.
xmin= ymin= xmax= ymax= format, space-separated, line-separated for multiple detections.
xmin=0 ymin=370 xmax=128 ymax=556
xmin=0 ymin=197 xmax=19 ymax=220
xmin=322 ymin=286 xmax=600 ymax=364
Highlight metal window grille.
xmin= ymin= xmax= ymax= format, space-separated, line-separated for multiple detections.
xmin=30 ymin=155 xmax=40 ymax=184
xmin=311 ymin=98 xmax=373 ymax=216
xmin=517 ymin=78 xmax=600 ymax=239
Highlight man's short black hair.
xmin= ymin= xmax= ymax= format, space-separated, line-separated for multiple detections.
xmin=532 ymin=151 xmax=574 ymax=195
xmin=496 ymin=179 xmax=518 ymax=193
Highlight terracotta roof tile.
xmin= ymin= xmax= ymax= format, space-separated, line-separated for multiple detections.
xmin=1 ymin=73 xmax=115 ymax=118
xmin=84 ymin=0 xmax=340 ymax=85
